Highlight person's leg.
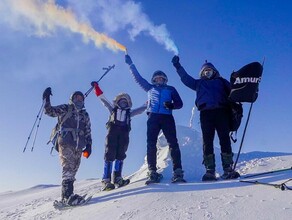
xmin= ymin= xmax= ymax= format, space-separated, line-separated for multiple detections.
xmin=147 ymin=114 xmax=161 ymax=172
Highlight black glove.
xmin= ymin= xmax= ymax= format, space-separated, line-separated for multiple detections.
xmin=42 ymin=87 xmax=52 ymax=101
xmin=83 ymin=144 xmax=92 ymax=158
xmin=164 ymin=101 xmax=175 ymax=110
xmin=172 ymin=55 xmax=181 ymax=70
xmin=125 ymin=55 xmax=133 ymax=65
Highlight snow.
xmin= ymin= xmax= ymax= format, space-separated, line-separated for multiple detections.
xmin=1 ymin=125 xmax=291 ymax=220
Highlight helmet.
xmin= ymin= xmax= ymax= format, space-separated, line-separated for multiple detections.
xmin=113 ymin=93 xmax=132 ymax=109
xmin=199 ymin=61 xmax=219 ymax=79
xmin=151 ymin=70 xmax=168 ymax=85
xmin=69 ymin=91 xmax=85 ymax=109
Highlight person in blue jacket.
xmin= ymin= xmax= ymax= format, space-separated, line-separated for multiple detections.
xmin=125 ymin=54 xmax=185 ymax=183
xmin=171 ymin=55 xmax=240 ymax=181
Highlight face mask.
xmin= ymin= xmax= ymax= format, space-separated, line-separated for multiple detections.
xmin=74 ymin=100 xmax=84 ymax=110
xmin=203 ymin=69 xmax=214 ymax=79
xmin=117 ymin=99 xmax=128 ymax=109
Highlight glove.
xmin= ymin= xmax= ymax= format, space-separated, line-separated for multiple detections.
xmin=125 ymin=55 xmax=133 ymax=65
xmin=42 ymin=87 xmax=52 ymax=101
xmin=83 ymin=144 xmax=92 ymax=158
xmin=171 ymin=55 xmax=181 ymax=70
xmin=164 ymin=101 xmax=175 ymax=110
xmin=91 ymin=81 xmax=103 ymax=97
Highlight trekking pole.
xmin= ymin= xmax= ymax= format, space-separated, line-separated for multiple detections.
xmin=84 ymin=64 xmax=115 ymax=98
xmin=232 ymin=103 xmax=253 ymax=170
xmin=23 ymin=100 xmax=45 ymax=152
xmin=30 ymin=103 xmax=45 ymax=152
xmin=242 ymin=167 xmax=292 ymax=179
xmin=240 ymin=179 xmax=292 ymax=191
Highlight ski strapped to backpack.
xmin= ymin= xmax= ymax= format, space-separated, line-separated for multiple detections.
xmin=47 ymin=105 xmax=73 ymax=154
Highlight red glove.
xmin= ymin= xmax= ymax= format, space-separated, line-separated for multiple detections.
xmin=91 ymin=81 xmax=103 ymax=97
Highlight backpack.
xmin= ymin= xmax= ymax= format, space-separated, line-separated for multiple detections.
xmin=219 ymin=77 xmax=243 ymax=142
xmin=47 ymin=105 xmax=73 ymax=153
xmin=228 ymin=101 xmax=243 ymax=142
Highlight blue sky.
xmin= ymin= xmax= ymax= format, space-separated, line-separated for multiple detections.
xmin=0 ymin=0 xmax=291 ymax=192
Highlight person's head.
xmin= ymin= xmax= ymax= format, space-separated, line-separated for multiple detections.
xmin=69 ymin=91 xmax=85 ymax=110
xmin=151 ymin=70 xmax=168 ymax=85
xmin=199 ymin=61 xmax=219 ymax=79
xmin=113 ymin=93 xmax=132 ymax=109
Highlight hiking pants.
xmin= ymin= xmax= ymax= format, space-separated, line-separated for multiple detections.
xmin=200 ymin=108 xmax=232 ymax=157
xmin=147 ymin=113 xmax=182 ymax=172
xmin=59 ymin=144 xmax=83 ymax=181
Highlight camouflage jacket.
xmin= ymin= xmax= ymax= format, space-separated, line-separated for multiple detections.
xmin=44 ymin=100 xmax=92 ymax=148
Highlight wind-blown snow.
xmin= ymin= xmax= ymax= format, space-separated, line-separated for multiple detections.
xmin=1 ymin=126 xmax=291 ymax=220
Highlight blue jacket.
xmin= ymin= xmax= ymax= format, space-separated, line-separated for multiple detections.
xmin=176 ymin=66 xmax=230 ymax=111
xmin=129 ymin=64 xmax=183 ymax=114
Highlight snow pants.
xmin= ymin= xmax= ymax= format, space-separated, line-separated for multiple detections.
xmin=104 ymin=125 xmax=129 ymax=161
xmin=147 ymin=113 xmax=182 ymax=172
xmin=59 ymin=144 xmax=83 ymax=182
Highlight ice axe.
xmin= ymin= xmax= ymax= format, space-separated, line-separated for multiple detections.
xmin=84 ymin=64 xmax=115 ymax=98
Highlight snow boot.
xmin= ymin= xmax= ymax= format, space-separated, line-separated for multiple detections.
xmin=145 ymin=170 xmax=163 ymax=185
xmin=220 ymin=153 xmax=240 ymax=179
xmin=101 ymin=179 xmax=115 ymax=191
xmin=112 ymin=160 xmax=130 ymax=188
xmin=61 ymin=179 xmax=74 ymax=202
xmin=171 ymin=168 xmax=186 ymax=183
xmin=66 ymin=194 xmax=86 ymax=206
xmin=202 ymin=169 xmax=217 ymax=181
xmin=221 ymin=166 xmax=240 ymax=180
xmin=114 ymin=176 xmax=130 ymax=188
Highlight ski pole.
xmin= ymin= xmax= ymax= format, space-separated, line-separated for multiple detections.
xmin=242 ymin=167 xmax=292 ymax=179
xmin=30 ymin=104 xmax=45 ymax=152
xmin=23 ymin=101 xmax=45 ymax=152
xmin=232 ymin=103 xmax=253 ymax=170
xmin=84 ymin=64 xmax=115 ymax=98
xmin=240 ymin=179 xmax=292 ymax=191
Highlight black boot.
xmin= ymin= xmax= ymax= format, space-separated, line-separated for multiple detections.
xmin=61 ymin=179 xmax=74 ymax=202
xmin=113 ymin=160 xmax=130 ymax=188
xmin=101 ymin=161 xmax=115 ymax=191
xmin=221 ymin=153 xmax=240 ymax=179
xmin=202 ymin=154 xmax=217 ymax=181
xmin=171 ymin=168 xmax=186 ymax=183
xmin=145 ymin=170 xmax=163 ymax=185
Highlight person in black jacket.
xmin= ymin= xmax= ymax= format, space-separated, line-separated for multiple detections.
xmin=171 ymin=56 xmax=240 ymax=181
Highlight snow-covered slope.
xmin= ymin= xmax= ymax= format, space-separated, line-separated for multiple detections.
xmin=1 ymin=126 xmax=291 ymax=220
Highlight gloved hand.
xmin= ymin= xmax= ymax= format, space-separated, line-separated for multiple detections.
xmin=125 ymin=55 xmax=133 ymax=65
xmin=171 ymin=55 xmax=181 ymax=70
xmin=164 ymin=101 xmax=175 ymax=110
xmin=91 ymin=81 xmax=103 ymax=97
xmin=83 ymin=144 xmax=92 ymax=158
xmin=42 ymin=87 xmax=52 ymax=101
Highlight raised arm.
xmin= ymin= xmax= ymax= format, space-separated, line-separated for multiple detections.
xmin=125 ymin=54 xmax=152 ymax=92
xmin=171 ymin=55 xmax=199 ymax=91
xmin=91 ymin=82 xmax=114 ymax=113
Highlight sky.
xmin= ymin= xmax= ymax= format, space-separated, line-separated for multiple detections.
xmin=1 ymin=133 xmax=292 ymax=219
xmin=0 ymin=0 xmax=291 ymax=192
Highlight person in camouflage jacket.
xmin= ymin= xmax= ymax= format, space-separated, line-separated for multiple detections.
xmin=43 ymin=87 xmax=92 ymax=206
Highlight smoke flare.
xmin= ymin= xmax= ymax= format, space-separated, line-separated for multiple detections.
xmin=2 ymin=0 xmax=126 ymax=52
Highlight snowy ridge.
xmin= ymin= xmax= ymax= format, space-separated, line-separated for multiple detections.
xmin=1 ymin=126 xmax=291 ymax=220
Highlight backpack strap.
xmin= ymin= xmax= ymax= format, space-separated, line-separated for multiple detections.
xmin=48 ymin=105 xmax=73 ymax=154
